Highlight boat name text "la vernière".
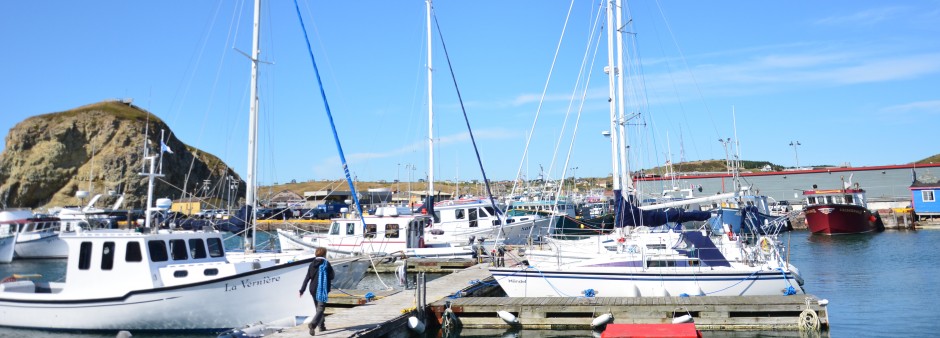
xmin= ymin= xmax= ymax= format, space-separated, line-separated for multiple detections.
xmin=224 ymin=276 xmax=281 ymax=292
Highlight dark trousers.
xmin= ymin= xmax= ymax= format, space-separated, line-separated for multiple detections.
xmin=311 ymin=299 xmax=327 ymax=330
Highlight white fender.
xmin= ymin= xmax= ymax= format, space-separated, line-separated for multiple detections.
xmin=672 ymin=314 xmax=693 ymax=324
xmin=625 ymin=283 xmax=640 ymax=297
xmin=652 ymin=286 xmax=670 ymax=297
xmin=591 ymin=313 xmax=613 ymax=328
xmin=407 ymin=316 xmax=425 ymax=333
xmin=818 ymin=299 xmax=829 ymax=307
xmin=497 ymin=310 xmax=518 ymax=324
xmin=685 ymin=284 xmax=704 ymax=296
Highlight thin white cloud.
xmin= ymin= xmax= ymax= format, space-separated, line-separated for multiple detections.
xmin=814 ymin=7 xmax=908 ymax=26
xmin=882 ymin=100 xmax=940 ymax=114
xmin=309 ymin=128 xmax=519 ymax=178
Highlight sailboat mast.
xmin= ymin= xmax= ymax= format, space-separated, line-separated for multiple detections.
xmin=426 ymin=0 xmax=435 ymax=202
xmin=605 ymin=0 xmax=621 ymax=192
xmin=615 ymin=0 xmax=632 ymax=194
xmin=245 ymin=0 xmax=261 ymax=249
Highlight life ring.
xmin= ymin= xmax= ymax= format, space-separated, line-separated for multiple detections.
xmin=617 ymin=237 xmax=626 ymax=243
xmin=758 ymin=237 xmax=772 ymax=255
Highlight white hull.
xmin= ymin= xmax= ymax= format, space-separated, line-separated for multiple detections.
xmin=14 ymin=233 xmax=68 ymax=259
xmin=490 ymin=265 xmax=804 ymax=297
xmin=425 ymin=217 xmax=550 ymax=247
xmin=276 ymin=229 xmax=473 ymax=259
xmin=0 ymin=233 xmax=16 ymax=263
xmin=0 ymin=258 xmax=315 ymax=331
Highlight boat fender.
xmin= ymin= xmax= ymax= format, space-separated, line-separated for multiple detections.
xmin=818 ymin=299 xmax=829 ymax=307
xmin=582 ymin=288 xmax=597 ymax=297
xmin=407 ymin=316 xmax=426 ymax=333
xmin=672 ymin=314 xmax=694 ymax=324
xmin=591 ymin=313 xmax=613 ymax=328
xmin=364 ymin=292 xmax=375 ymax=302
xmin=497 ymin=310 xmax=518 ymax=324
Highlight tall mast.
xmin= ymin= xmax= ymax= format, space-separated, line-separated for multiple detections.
xmin=426 ymin=0 xmax=435 ymax=202
xmin=245 ymin=0 xmax=261 ymax=249
xmin=606 ymin=0 xmax=621 ymax=192
xmin=615 ymin=0 xmax=632 ymax=194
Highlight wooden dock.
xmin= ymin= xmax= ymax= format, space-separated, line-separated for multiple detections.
xmin=273 ymin=264 xmax=497 ymax=338
xmin=428 ymin=295 xmax=829 ymax=331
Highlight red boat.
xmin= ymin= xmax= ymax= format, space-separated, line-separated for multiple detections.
xmin=801 ymin=184 xmax=885 ymax=235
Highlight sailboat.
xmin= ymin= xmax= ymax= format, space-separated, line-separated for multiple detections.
xmin=416 ymin=0 xmax=551 ymax=249
xmin=489 ymin=0 xmax=803 ymax=298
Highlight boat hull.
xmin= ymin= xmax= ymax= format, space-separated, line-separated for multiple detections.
xmin=14 ymin=233 xmax=68 ymax=259
xmin=0 ymin=258 xmax=317 ymax=331
xmin=0 ymin=233 xmax=16 ymax=263
xmin=804 ymin=204 xmax=881 ymax=235
xmin=489 ymin=266 xmax=804 ymax=297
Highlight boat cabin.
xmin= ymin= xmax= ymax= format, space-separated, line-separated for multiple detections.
xmin=0 ymin=230 xmax=271 ymax=299
xmin=802 ymin=189 xmax=867 ymax=208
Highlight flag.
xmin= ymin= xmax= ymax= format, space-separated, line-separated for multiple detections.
xmin=160 ymin=139 xmax=174 ymax=154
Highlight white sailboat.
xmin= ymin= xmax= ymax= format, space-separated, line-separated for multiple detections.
xmin=417 ymin=0 xmax=548 ymax=248
xmin=490 ymin=0 xmax=804 ymax=298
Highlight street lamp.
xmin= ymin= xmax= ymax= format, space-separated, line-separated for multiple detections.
xmin=570 ymin=166 xmax=579 ymax=192
xmin=789 ymin=141 xmax=801 ymax=169
xmin=719 ymin=138 xmax=732 ymax=174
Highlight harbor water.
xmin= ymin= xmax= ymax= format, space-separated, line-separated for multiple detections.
xmin=1 ymin=230 xmax=938 ymax=337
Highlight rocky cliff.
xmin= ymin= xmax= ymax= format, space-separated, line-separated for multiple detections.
xmin=0 ymin=100 xmax=243 ymax=209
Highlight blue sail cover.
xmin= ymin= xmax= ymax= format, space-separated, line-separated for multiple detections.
xmin=613 ymin=189 xmax=712 ymax=228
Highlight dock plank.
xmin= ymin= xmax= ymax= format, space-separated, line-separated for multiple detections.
xmin=274 ymin=264 xmax=494 ymax=338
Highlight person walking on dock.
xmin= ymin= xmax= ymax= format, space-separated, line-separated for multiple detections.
xmin=299 ymin=247 xmax=334 ymax=335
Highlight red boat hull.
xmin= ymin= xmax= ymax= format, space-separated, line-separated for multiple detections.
xmin=804 ymin=204 xmax=881 ymax=235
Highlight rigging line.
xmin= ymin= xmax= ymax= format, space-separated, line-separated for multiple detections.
xmin=546 ymin=0 xmax=605 ymax=201
xmin=430 ymin=12 xmax=502 ymax=218
xmin=652 ymin=0 xmax=721 ymax=143
xmin=552 ymin=12 xmax=604 ymax=209
xmin=291 ymin=0 xmax=367 ymax=232
xmin=510 ymin=0 xmax=577 ymax=198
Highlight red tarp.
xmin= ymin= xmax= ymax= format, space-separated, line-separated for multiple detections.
xmin=601 ymin=323 xmax=702 ymax=338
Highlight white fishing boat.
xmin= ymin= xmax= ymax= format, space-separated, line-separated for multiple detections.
xmin=0 ymin=210 xmax=72 ymax=259
xmin=277 ymin=206 xmax=473 ymax=259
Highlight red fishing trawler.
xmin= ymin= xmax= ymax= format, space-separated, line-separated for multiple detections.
xmin=801 ymin=182 xmax=885 ymax=235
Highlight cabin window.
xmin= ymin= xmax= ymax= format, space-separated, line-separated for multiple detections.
xmin=173 ymin=270 xmax=188 ymax=278
xmin=483 ymin=207 xmax=496 ymax=217
xmin=101 ymin=242 xmax=116 ymax=270
xmin=204 ymin=268 xmax=219 ymax=276
xmin=385 ymin=224 xmax=400 ymax=238
xmin=170 ymin=239 xmax=188 ymax=261
xmin=189 ymin=238 xmax=207 ymax=259
xmin=455 ymin=209 xmax=465 ymax=219
xmin=468 ymin=208 xmax=478 ymax=227
xmin=329 ymin=223 xmax=340 ymax=235
xmin=207 ymin=238 xmax=224 ymax=258
xmin=78 ymin=242 xmax=93 ymax=270
xmin=125 ymin=242 xmax=143 ymax=262
xmin=825 ymin=196 xmax=834 ymax=204
xmin=346 ymin=223 xmax=356 ymax=235
xmin=924 ymin=190 xmax=936 ymax=202
xmin=807 ymin=197 xmax=816 ymax=205
xmin=647 ymin=260 xmax=676 ymax=268
xmin=646 ymin=244 xmax=667 ymax=250
xmin=365 ymin=224 xmax=377 ymax=238
xmin=148 ymin=240 xmax=169 ymax=262
xmin=844 ymin=195 xmax=854 ymax=204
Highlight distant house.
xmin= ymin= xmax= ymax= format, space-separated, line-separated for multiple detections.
xmin=267 ymin=190 xmax=304 ymax=208
xmin=910 ymin=172 xmax=940 ymax=220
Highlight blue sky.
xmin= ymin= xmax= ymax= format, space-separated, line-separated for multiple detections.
xmin=2 ymin=0 xmax=939 ymax=185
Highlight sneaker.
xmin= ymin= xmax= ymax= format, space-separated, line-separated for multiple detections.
xmin=318 ymin=325 xmax=326 ymax=332
xmin=308 ymin=322 xmax=316 ymax=336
